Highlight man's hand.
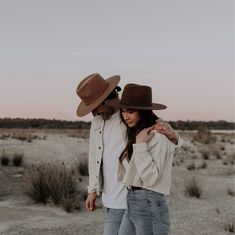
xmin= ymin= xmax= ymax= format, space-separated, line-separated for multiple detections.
xmin=86 ymin=192 xmax=97 ymax=211
xmin=153 ymin=119 xmax=178 ymax=145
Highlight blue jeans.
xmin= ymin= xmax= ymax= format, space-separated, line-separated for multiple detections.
xmin=119 ymin=189 xmax=170 ymax=235
xmin=103 ymin=208 xmax=136 ymax=235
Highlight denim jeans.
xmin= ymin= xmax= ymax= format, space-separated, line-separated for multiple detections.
xmin=119 ymin=189 xmax=170 ymax=235
xmin=103 ymin=208 xmax=136 ymax=235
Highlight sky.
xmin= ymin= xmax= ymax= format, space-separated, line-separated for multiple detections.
xmin=0 ymin=0 xmax=234 ymax=122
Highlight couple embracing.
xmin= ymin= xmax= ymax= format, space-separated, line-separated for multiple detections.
xmin=76 ymin=73 xmax=182 ymax=235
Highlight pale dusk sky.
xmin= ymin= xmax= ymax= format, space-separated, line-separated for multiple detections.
xmin=0 ymin=0 xmax=234 ymax=122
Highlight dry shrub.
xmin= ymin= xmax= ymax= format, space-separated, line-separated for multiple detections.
xmin=229 ymin=153 xmax=235 ymax=165
xmin=184 ymin=176 xmax=202 ymax=198
xmin=13 ymin=153 xmax=24 ymax=166
xmin=227 ymin=188 xmax=235 ymax=196
xmin=23 ymin=163 xmax=76 ymax=206
xmin=0 ymin=150 xmax=10 ymax=166
xmin=78 ymin=158 xmax=89 ymax=176
xmin=224 ymin=218 xmax=235 ymax=233
xmin=23 ymin=164 xmax=51 ymax=204
xmin=198 ymin=146 xmax=210 ymax=160
xmin=197 ymin=161 xmax=207 ymax=169
xmin=193 ymin=127 xmax=216 ymax=144
xmin=11 ymin=133 xmax=40 ymax=142
xmin=187 ymin=162 xmax=196 ymax=171
xmin=48 ymin=163 xmax=76 ymax=205
xmin=61 ymin=197 xmax=75 ymax=213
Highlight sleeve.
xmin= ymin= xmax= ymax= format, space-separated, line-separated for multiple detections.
xmin=132 ymin=134 xmax=175 ymax=187
xmin=87 ymin=119 xmax=98 ymax=193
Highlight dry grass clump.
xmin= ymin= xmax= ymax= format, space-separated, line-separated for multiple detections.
xmin=12 ymin=153 xmax=24 ymax=166
xmin=197 ymin=161 xmax=207 ymax=169
xmin=23 ymin=163 xmax=77 ymax=207
xmin=11 ymin=133 xmax=42 ymax=142
xmin=224 ymin=218 xmax=235 ymax=233
xmin=187 ymin=162 xmax=196 ymax=171
xmin=193 ymin=127 xmax=216 ymax=144
xmin=227 ymin=187 xmax=235 ymax=196
xmin=184 ymin=176 xmax=202 ymax=198
xmin=198 ymin=146 xmax=210 ymax=160
xmin=0 ymin=150 xmax=24 ymax=167
xmin=1 ymin=152 xmax=10 ymax=166
xmin=77 ymin=158 xmax=89 ymax=176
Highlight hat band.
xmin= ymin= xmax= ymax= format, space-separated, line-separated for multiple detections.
xmin=120 ymin=101 xmax=151 ymax=107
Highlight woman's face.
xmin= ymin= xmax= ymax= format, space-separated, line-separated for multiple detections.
xmin=121 ymin=108 xmax=141 ymax=127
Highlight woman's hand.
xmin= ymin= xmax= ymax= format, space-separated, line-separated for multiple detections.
xmin=136 ymin=127 xmax=154 ymax=143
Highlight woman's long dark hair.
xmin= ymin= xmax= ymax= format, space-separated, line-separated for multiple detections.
xmin=119 ymin=109 xmax=159 ymax=162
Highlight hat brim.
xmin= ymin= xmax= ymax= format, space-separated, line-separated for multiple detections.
xmin=77 ymin=75 xmax=121 ymax=117
xmin=105 ymin=98 xmax=167 ymax=110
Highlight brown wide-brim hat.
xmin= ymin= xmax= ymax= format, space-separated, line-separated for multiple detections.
xmin=76 ymin=73 xmax=120 ymax=117
xmin=105 ymin=83 xmax=167 ymax=110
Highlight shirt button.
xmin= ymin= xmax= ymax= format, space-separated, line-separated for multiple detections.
xmin=99 ymin=131 xmax=102 ymax=134
xmin=96 ymin=176 xmax=98 ymax=179
xmin=98 ymin=147 xmax=101 ymax=149
xmin=97 ymin=161 xmax=99 ymax=164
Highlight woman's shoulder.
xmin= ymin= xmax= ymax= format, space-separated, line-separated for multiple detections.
xmin=148 ymin=131 xmax=172 ymax=148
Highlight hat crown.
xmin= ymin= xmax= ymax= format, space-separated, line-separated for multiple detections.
xmin=121 ymin=84 xmax=153 ymax=107
xmin=76 ymin=73 xmax=109 ymax=105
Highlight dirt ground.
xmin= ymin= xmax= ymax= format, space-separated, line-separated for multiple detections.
xmin=0 ymin=129 xmax=234 ymax=235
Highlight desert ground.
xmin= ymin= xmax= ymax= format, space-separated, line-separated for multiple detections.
xmin=0 ymin=128 xmax=234 ymax=235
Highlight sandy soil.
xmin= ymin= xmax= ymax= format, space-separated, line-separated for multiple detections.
xmin=0 ymin=129 xmax=234 ymax=235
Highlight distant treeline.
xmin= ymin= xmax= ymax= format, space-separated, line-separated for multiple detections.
xmin=0 ymin=118 xmax=234 ymax=130
xmin=168 ymin=120 xmax=234 ymax=130
xmin=0 ymin=118 xmax=90 ymax=129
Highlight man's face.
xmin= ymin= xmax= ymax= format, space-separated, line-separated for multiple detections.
xmin=92 ymin=103 xmax=114 ymax=120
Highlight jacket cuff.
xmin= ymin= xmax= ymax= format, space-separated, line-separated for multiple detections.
xmin=87 ymin=186 xmax=97 ymax=193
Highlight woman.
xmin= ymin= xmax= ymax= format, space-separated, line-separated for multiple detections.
xmin=106 ymin=83 xmax=176 ymax=235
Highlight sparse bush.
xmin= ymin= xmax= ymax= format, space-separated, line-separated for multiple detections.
xmin=224 ymin=218 xmax=235 ymax=233
xmin=227 ymin=188 xmax=235 ymax=196
xmin=187 ymin=162 xmax=196 ymax=171
xmin=61 ymin=197 xmax=75 ymax=213
xmin=1 ymin=156 xmax=9 ymax=166
xmin=229 ymin=153 xmax=235 ymax=165
xmin=23 ymin=163 xmax=77 ymax=206
xmin=193 ymin=126 xmax=216 ymax=144
xmin=215 ymin=208 xmax=221 ymax=214
xmin=199 ymin=147 xmax=210 ymax=160
xmin=184 ymin=176 xmax=202 ymax=198
xmin=23 ymin=164 xmax=51 ymax=204
xmin=0 ymin=150 xmax=10 ymax=166
xmin=13 ymin=153 xmax=24 ymax=166
xmin=78 ymin=159 xmax=89 ymax=176
xmin=197 ymin=161 xmax=207 ymax=169
xmin=48 ymin=163 xmax=76 ymax=205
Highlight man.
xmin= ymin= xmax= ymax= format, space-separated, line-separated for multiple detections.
xmin=76 ymin=73 xmax=182 ymax=235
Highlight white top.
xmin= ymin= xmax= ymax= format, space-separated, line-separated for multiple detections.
xmin=101 ymin=111 xmax=127 ymax=209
